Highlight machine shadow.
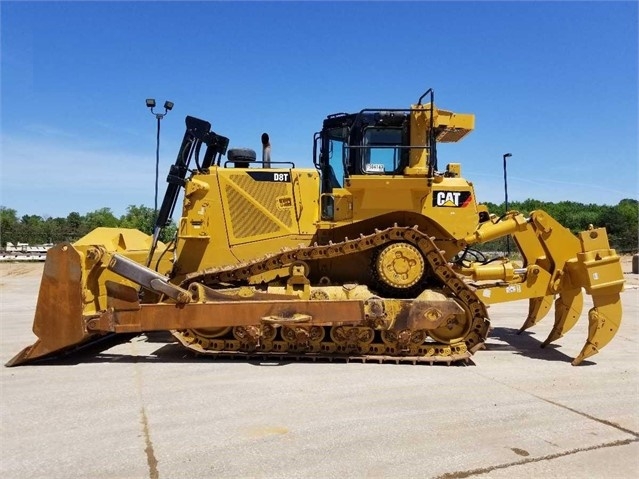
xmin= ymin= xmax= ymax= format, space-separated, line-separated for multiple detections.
xmin=15 ymin=328 xmax=597 ymax=367
xmin=486 ymin=326 xmax=596 ymax=365
xmin=15 ymin=335 xmax=475 ymax=368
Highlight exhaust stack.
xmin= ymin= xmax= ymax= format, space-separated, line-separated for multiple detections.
xmin=261 ymin=133 xmax=271 ymax=168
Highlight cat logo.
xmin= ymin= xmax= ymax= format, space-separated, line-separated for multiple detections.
xmin=433 ymin=191 xmax=472 ymax=208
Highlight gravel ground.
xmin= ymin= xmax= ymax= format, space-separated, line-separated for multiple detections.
xmin=1 ymin=259 xmax=637 ymax=479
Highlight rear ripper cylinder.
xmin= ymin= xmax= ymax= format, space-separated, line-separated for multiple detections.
xmin=464 ymin=215 xmax=528 ymax=245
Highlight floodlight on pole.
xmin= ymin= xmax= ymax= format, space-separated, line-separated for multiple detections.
xmin=146 ymin=98 xmax=174 ymax=260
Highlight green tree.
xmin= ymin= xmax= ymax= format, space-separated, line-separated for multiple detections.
xmin=476 ymin=198 xmax=638 ymax=253
xmin=119 ymin=205 xmax=176 ymax=243
xmin=600 ymin=199 xmax=638 ymax=252
xmin=0 ymin=206 xmax=19 ymax=247
xmin=84 ymin=208 xmax=119 ymax=231
xmin=159 ymin=223 xmax=178 ymax=243
xmin=43 ymin=216 xmax=71 ymax=243
xmin=119 ymin=205 xmax=155 ymax=235
xmin=20 ymin=214 xmax=46 ymax=244
xmin=66 ymin=212 xmax=83 ymax=238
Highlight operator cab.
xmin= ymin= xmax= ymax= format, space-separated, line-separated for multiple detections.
xmin=315 ymin=110 xmax=412 ymax=193
xmin=312 ymin=90 xmax=475 ymax=222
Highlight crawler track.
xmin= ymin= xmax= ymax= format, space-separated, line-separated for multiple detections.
xmin=174 ymin=226 xmax=490 ymax=364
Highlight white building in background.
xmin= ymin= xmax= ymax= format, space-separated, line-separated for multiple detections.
xmin=0 ymin=242 xmax=53 ymax=261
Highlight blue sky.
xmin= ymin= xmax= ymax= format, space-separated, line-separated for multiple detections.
xmin=1 ymin=1 xmax=637 ymax=218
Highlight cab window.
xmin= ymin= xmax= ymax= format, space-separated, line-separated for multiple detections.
xmin=328 ymin=138 xmax=345 ymax=187
xmin=361 ymin=127 xmax=402 ymax=174
xmin=325 ymin=127 xmax=349 ymax=187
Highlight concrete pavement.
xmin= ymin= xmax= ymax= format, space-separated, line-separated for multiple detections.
xmin=1 ymin=263 xmax=637 ymax=479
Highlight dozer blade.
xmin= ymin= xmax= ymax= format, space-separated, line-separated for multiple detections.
xmin=572 ymin=294 xmax=622 ymax=366
xmin=5 ymin=244 xmax=104 ymax=367
xmin=542 ymin=288 xmax=583 ymax=348
xmin=518 ymin=295 xmax=554 ymax=334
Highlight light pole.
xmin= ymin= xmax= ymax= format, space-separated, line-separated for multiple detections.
xmin=503 ymin=152 xmax=512 ymax=255
xmin=146 ymin=99 xmax=174 ymax=227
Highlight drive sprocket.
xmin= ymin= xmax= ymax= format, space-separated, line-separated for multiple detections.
xmin=373 ymin=242 xmax=426 ymax=295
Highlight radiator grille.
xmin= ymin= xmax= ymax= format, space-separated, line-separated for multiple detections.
xmin=226 ymin=174 xmax=294 ymax=239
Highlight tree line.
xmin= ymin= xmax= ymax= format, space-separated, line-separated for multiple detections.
xmin=0 ymin=205 xmax=177 ymax=247
xmin=481 ymin=198 xmax=637 ymax=253
xmin=0 ymin=199 xmax=637 ymax=253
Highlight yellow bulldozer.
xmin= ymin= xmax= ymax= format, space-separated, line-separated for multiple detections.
xmin=7 ymin=89 xmax=625 ymax=367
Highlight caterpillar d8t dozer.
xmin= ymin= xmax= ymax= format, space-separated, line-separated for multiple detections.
xmin=7 ymin=89 xmax=626 ymax=367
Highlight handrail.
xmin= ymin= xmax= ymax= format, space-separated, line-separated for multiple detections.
xmin=223 ymin=160 xmax=295 ymax=168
